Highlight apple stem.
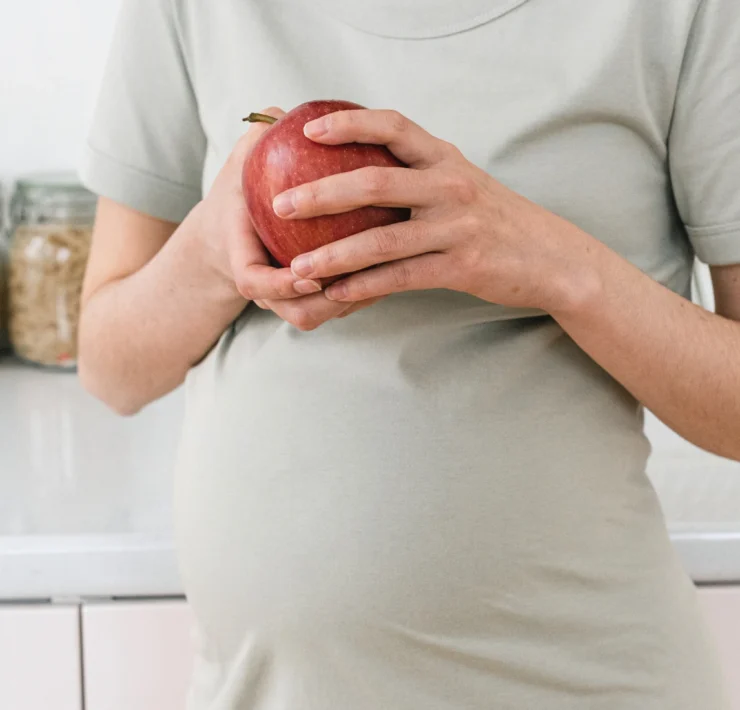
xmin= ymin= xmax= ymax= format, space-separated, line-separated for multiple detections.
xmin=243 ymin=112 xmax=278 ymax=125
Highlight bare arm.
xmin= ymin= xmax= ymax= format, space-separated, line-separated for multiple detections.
xmin=550 ymin=254 xmax=740 ymax=462
xmin=78 ymin=198 xmax=246 ymax=415
xmin=78 ymin=111 xmax=373 ymax=415
xmin=712 ymin=264 xmax=740 ymax=321
xmin=79 ymin=113 xmax=334 ymax=415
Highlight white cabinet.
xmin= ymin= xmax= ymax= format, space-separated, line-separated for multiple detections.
xmin=81 ymin=600 xmax=195 ymax=710
xmin=698 ymin=587 xmax=740 ymax=710
xmin=0 ymin=593 xmax=737 ymax=710
xmin=0 ymin=604 xmax=82 ymax=710
xmin=79 ymin=593 xmax=738 ymax=710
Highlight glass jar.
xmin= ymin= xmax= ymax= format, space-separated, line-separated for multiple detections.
xmin=0 ymin=184 xmax=9 ymax=353
xmin=8 ymin=173 xmax=96 ymax=369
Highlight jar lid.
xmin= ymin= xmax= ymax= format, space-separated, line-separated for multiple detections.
xmin=11 ymin=172 xmax=97 ymax=225
xmin=15 ymin=172 xmax=96 ymax=201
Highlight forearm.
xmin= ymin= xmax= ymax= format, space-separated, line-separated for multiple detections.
xmin=79 ymin=212 xmax=246 ymax=415
xmin=552 ymin=235 xmax=740 ymax=461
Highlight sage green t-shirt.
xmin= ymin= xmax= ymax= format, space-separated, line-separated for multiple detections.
xmin=81 ymin=1 xmax=740 ymax=708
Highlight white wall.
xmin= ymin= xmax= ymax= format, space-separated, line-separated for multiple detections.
xmin=0 ymin=0 xmax=121 ymax=182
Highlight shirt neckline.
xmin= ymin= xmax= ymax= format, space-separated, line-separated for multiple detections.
xmin=314 ymin=0 xmax=532 ymax=40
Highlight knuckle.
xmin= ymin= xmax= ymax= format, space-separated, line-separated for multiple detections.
xmin=458 ymin=214 xmax=482 ymax=236
xmin=291 ymin=308 xmax=319 ymax=332
xmin=386 ymin=110 xmax=408 ymax=134
xmin=320 ymin=244 xmax=338 ymax=268
xmin=446 ymin=173 xmax=477 ymax=205
xmin=303 ymin=181 xmax=322 ymax=210
xmin=439 ymin=140 xmax=463 ymax=161
xmin=457 ymin=240 xmax=485 ymax=273
xmin=344 ymin=278 xmax=366 ymax=300
xmin=363 ymin=166 xmax=390 ymax=199
xmin=390 ymin=261 xmax=413 ymax=289
xmin=431 ymin=260 xmax=448 ymax=284
xmin=371 ymin=225 xmax=404 ymax=256
xmin=277 ymin=274 xmax=300 ymax=299
xmin=418 ymin=258 xmax=438 ymax=284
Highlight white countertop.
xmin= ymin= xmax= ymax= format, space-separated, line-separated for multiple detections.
xmin=1 ymin=357 xmax=739 ymax=600
xmin=0 ymin=358 xmax=184 ymax=600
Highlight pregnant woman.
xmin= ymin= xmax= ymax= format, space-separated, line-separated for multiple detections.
xmin=79 ymin=1 xmax=740 ymax=708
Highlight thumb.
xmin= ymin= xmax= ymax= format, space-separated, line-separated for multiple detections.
xmin=233 ymin=106 xmax=287 ymax=163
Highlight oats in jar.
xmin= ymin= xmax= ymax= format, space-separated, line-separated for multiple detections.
xmin=9 ymin=224 xmax=92 ymax=368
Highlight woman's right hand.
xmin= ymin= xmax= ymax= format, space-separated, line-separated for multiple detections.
xmin=79 ymin=108 xmax=378 ymax=414
xmin=192 ymin=107 xmax=378 ymax=330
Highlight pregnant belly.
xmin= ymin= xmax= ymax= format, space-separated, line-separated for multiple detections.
xmin=173 ymin=315 xmax=663 ymax=657
xmin=175 ymin=411 xmax=656 ymax=650
xmin=170 ymin=304 xmax=728 ymax=708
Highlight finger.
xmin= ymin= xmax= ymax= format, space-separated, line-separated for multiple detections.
xmin=226 ymin=204 xmax=272 ymax=299
xmin=324 ymin=254 xmax=449 ymax=302
xmin=335 ymin=297 xmax=384 ymax=318
xmin=235 ymin=263 xmax=322 ymax=301
xmin=253 ymin=300 xmax=269 ymax=309
xmin=267 ymin=292 xmax=354 ymax=331
xmin=303 ymin=109 xmax=453 ymax=168
xmin=273 ymin=166 xmax=461 ymax=219
xmin=265 ymin=296 xmax=354 ymax=320
xmin=290 ymin=220 xmax=443 ymax=279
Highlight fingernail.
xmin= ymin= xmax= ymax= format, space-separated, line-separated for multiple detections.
xmin=291 ymin=254 xmax=314 ymax=278
xmin=273 ymin=192 xmax=296 ymax=217
xmin=294 ymin=279 xmax=322 ymax=295
xmin=325 ymin=283 xmax=348 ymax=301
xmin=304 ymin=118 xmax=328 ymax=139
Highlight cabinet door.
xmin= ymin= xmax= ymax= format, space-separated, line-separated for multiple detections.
xmin=0 ymin=604 xmax=82 ymax=710
xmin=82 ymin=600 xmax=194 ymax=710
xmin=698 ymin=587 xmax=740 ymax=710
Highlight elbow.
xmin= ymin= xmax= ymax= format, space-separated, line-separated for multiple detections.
xmin=712 ymin=421 xmax=740 ymax=462
xmin=106 ymin=397 xmax=145 ymax=418
xmin=694 ymin=429 xmax=740 ymax=464
xmin=77 ymin=355 xmax=146 ymax=417
xmin=715 ymin=446 xmax=740 ymax=464
xmin=723 ymin=441 xmax=740 ymax=464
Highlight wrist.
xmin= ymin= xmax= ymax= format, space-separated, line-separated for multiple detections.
xmin=180 ymin=203 xmax=247 ymax=307
xmin=541 ymin=222 xmax=605 ymax=321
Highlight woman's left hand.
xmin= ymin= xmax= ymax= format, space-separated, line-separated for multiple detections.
xmin=274 ymin=109 xmax=598 ymax=315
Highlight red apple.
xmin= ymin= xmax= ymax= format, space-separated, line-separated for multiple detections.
xmin=242 ymin=100 xmax=410 ymax=270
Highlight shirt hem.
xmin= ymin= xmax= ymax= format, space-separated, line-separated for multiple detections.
xmin=686 ymin=222 xmax=740 ymax=266
xmin=78 ymin=144 xmax=202 ymax=224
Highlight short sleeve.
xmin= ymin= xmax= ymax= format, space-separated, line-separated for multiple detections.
xmin=79 ymin=0 xmax=206 ymax=223
xmin=668 ymin=0 xmax=740 ymax=265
